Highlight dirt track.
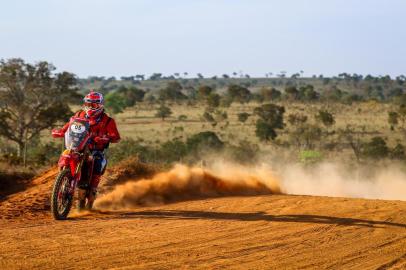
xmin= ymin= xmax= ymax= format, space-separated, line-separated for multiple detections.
xmin=0 ymin=168 xmax=405 ymax=269
xmin=0 ymin=196 xmax=405 ymax=269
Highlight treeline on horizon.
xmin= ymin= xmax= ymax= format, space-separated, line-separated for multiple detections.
xmin=79 ymin=71 xmax=406 ymax=105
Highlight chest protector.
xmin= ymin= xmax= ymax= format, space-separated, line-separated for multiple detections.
xmin=75 ymin=110 xmax=111 ymax=137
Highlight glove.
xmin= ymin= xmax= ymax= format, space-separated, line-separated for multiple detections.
xmin=52 ymin=129 xmax=65 ymax=138
xmin=94 ymin=136 xmax=110 ymax=144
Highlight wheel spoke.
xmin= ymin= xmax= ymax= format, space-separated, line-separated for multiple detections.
xmin=57 ymin=176 xmax=71 ymax=214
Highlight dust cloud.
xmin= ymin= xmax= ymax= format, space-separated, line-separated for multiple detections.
xmin=95 ymin=161 xmax=406 ymax=210
xmin=279 ymin=162 xmax=406 ymax=201
xmin=94 ymin=163 xmax=281 ymax=210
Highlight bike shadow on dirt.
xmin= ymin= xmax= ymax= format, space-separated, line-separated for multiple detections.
xmin=77 ymin=209 xmax=406 ymax=229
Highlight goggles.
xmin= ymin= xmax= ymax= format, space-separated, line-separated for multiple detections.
xmin=84 ymin=102 xmax=102 ymax=109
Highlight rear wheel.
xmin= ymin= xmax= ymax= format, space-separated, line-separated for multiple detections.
xmin=51 ymin=169 xmax=73 ymax=220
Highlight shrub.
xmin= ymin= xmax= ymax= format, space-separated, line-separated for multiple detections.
xmin=159 ymin=139 xmax=188 ymax=163
xmin=207 ymin=92 xmax=221 ymax=108
xmin=237 ymin=112 xmax=250 ymax=123
xmin=315 ymin=110 xmax=335 ymax=128
xmin=155 ymin=104 xmax=172 ymax=120
xmin=299 ymin=150 xmax=323 ymax=165
xmin=227 ymin=141 xmax=259 ymax=164
xmin=390 ymin=143 xmax=405 ymax=160
xmin=255 ymin=119 xmax=277 ymax=141
xmin=254 ymin=103 xmax=285 ymax=141
xmin=178 ymin=115 xmax=188 ymax=121
xmin=253 ymin=103 xmax=285 ymax=129
xmin=388 ymin=111 xmax=399 ymax=130
xmin=108 ymin=138 xmax=155 ymax=164
xmin=28 ymin=141 xmax=61 ymax=165
xmin=360 ymin=137 xmax=389 ymax=160
xmin=186 ymin=131 xmax=224 ymax=154
xmin=105 ymin=92 xmax=127 ymax=114
xmin=202 ymin=111 xmax=215 ymax=123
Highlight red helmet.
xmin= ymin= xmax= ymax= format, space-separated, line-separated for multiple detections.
xmin=83 ymin=91 xmax=104 ymax=118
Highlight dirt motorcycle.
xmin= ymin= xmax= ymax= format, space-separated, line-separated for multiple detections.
xmin=51 ymin=116 xmax=108 ymax=220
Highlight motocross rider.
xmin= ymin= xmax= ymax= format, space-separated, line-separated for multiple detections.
xmin=52 ymin=91 xmax=120 ymax=209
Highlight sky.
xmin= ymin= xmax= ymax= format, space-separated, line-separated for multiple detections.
xmin=1 ymin=0 xmax=405 ymax=78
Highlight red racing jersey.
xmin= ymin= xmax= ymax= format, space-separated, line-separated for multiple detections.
xmin=61 ymin=110 xmax=120 ymax=150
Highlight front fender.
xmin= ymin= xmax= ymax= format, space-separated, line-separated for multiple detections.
xmin=58 ymin=150 xmax=71 ymax=168
xmin=58 ymin=150 xmax=79 ymax=178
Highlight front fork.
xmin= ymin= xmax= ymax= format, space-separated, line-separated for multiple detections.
xmin=59 ymin=148 xmax=92 ymax=198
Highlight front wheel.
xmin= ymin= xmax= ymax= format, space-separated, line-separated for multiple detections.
xmin=51 ymin=169 xmax=74 ymax=220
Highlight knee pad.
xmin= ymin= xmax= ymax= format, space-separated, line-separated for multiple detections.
xmin=92 ymin=153 xmax=107 ymax=175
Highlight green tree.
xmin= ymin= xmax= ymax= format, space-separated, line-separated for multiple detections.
xmin=207 ymin=92 xmax=220 ymax=108
xmin=237 ymin=112 xmax=250 ymax=123
xmin=0 ymin=58 xmax=77 ymax=158
xmin=144 ymin=93 xmax=156 ymax=105
xmin=315 ymin=110 xmax=335 ymax=128
xmin=159 ymin=81 xmax=186 ymax=102
xmin=149 ymin=73 xmax=162 ymax=80
xmin=255 ymin=120 xmax=277 ymax=141
xmin=253 ymin=103 xmax=285 ymax=141
xmin=298 ymin=85 xmax=318 ymax=101
xmin=197 ymin=85 xmax=213 ymax=101
xmin=159 ymin=139 xmax=188 ymax=163
xmin=322 ymin=86 xmax=344 ymax=102
xmin=360 ymin=137 xmax=389 ymax=160
xmin=155 ymin=104 xmax=172 ymax=120
xmin=388 ymin=111 xmax=399 ymax=130
xmin=202 ymin=111 xmax=215 ymax=123
xmin=186 ymin=131 xmax=224 ymax=153
xmin=284 ymin=86 xmax=299 ymax=100
xmin=227 ymin=84 xmax=252 ymax=104
xmin=253 ymin=103 xmax=285 ymax=129
xmin=260 ymin=87 xmax=281 ymax=101
xmin=105 ymin=92 xmax=127 ymax=114
xmin=117 ymin=86 xmax=146 ymax=107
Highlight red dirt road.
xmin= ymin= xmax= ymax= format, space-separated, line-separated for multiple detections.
xmin=1 ymin=194 xmax=405 ymax=269
xmin=0 ymin=167 xmax=405 ymax=269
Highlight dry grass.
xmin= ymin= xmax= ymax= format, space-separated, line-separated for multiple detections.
xmin=110 ymin=101 xmax=402 ymax=147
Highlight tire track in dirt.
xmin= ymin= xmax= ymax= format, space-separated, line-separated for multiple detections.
xmin=1 ymin=195 xmax=405 ymax=269
xmin=1 ymin=161 xmax=405 ymax=269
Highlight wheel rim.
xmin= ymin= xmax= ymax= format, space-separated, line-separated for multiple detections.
xmin=57 ymin=175 xmax=71 ymax=215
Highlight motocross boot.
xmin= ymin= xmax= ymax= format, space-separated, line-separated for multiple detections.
xmin=77 ymin=188 xmax=87 ymax=211
xmin=86 ymin=189 xmax=97 ymax=210
xmin=87 ymin=175 xmax=101 ymax=210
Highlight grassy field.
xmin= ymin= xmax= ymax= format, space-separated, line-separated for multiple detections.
xmin=111 ymin=101 xmax=398 ymax=145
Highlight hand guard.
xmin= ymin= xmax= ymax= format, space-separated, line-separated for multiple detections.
xmin=52 ymin=129 xmax=65 ymax=138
